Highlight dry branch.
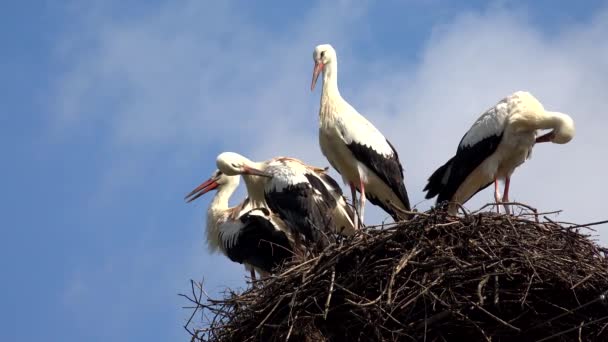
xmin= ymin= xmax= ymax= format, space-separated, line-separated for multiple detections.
xmin=182 ymin=205 xmax=608 ymax=342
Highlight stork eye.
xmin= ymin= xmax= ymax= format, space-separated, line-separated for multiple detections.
xmin=320 ymin=51 xmax=326 ymax=58
xmin=231 ymin=163 xmax=238 ymax=168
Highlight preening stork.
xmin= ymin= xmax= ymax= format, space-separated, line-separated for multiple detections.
xmin=311 ymin=44 xmax=412 ymax=227
xmin=185 ymin=170 xmax=294 ymax=280
xmin=423 ymin=91 xmax=575 ymax=214
xmin=215 ymin=152 xmax=357 ymax=250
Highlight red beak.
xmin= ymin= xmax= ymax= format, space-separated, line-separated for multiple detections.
xmin=184 ymin=177 xmax=219 ymax=203
xmin=311 ymin=61 xmax=324 ymax=91
xmin=243 ymin=166 xmax=273 ymax=178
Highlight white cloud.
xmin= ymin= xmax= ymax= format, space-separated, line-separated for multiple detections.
xmin=51 ymin=0 xmax=369 ymax=151
xmin=53 ymin=2 xmax=608 ymax=235
xmin=53 ymin=3 xmax=608 ymax=337
xmin=52 ymin=2 xmax=373 ymax=339
xmin=342 ymin=7 xmax=608 ymax=243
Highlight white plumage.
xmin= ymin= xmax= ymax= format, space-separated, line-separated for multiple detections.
xmin=185 ymin=170 xmax=293 ymax=280
xmin=263 ymin=159 xmax=311 ymax=193
xmin=424 ymin=91 xmax=575 ymax=214
xmin=215 ymin=152 xmax=357 ymax=249
xmin=264 ymin=157 xmax=357 ymax=239
xmin=311 ymin=44 xmax=411 ymax=226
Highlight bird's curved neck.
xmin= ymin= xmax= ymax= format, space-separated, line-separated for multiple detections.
xmin=241 ymin=163 xmax=269 ymax=208
xmin=321 ymin=62 xmax=341 ymax=104
xmin=206 ymin=182 xmax=239 ymax=252
xmin=537 ymin=111 xmax=574 ymax=143
xmin=208 ymin=182 xmax=238 ymax=218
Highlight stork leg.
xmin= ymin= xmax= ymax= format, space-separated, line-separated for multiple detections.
xmin=350 ymin=182 xmax=359 ymax=229
xmin=250 ymin=269 xmax=257 ymax=282
xmin=493 ymin=179 xmax=502 ymax=213
xmin=503 ymin=177 xmax=511 ymax=215
xmin=359 ymin=179 xmax=366 ymax=227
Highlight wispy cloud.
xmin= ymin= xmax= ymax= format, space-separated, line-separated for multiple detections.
xmin=343 ymin=7 xmax=608 ymax=240
xmin=51 ymin=1 xmax=373 ymax=340
xmin=52 ymin=1 xmax=369 ymax=151
xmin=50 ymin=1 xmax=608 ymax=340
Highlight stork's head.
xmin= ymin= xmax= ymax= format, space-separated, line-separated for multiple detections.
xmin=535 ymin=111 xmax=576 ymax=144
xmin=311 ymin=44 xmax=337 ymax=91
xmin=216 ymin=152 xmax=272 ymax=178
xmin=549 ymin=112 xmax=575 ymax=144
xmin=184 ymin=170 xmax=239 ymax=203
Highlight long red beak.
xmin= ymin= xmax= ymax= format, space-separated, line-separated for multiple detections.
xmin=243 ymin=166 xmax=273 ymax=178
xmin=184 ymin=177 xmax=219 ymax=203
xmin=311 ymin=61 xmax=324 ymax=91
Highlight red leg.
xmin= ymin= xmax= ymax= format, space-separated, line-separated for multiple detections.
xmin=350 ymin=182 xmax=359 ymax=229
xmin=494 ymin=179 xmax=501 ymax=213
xmin=503 ymin=177 xmax=511 ymax=215
xmin=359 ymin=179 xmax=366 ymax=227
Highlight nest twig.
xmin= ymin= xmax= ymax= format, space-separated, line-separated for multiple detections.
xmin=182 ymin=205 xmax=608 ymax=342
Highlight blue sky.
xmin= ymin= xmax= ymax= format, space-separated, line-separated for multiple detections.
xmin=2 ymin=1 xmax=607 ymax=341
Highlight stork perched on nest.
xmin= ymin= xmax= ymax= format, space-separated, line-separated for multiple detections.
xmin=215 ymin=152 xmax=357 ymax=250
xmin=311 ymin=44 xmax=412 ymax=227
xmin=185 ymin=170 xmax=293 ymax=280
xmin=424 ymin=91 xmax=575 ymax=215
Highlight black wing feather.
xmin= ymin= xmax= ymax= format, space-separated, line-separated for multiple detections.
xmin=224 ymin=209 xmax=293 ymax=273
xmin=424 ymin=133 xmax=503 ymax=205
xmin=265 ymin=180 xmax=335 ymax=248
xmin=346 ymin=139 xmax=411 ymax=220
xmin=318 ymin=171 xmax=343 ymax=196
xmin=317 ymin=171 xmax=357 ymax=224
xmin=423 ymin=156 xmax=455 ymax=199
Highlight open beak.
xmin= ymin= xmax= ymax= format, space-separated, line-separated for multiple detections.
xmin=243 ymin=166 xmax=273 ymax=178
xmin=311 ymin=61 xmax=324 ymax=91
xmin=184 ymin=177 xmax=219 ymax=203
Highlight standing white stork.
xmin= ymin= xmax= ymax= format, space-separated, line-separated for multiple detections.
xmin=423 ymin=91 xmax=575 ymax=214
xmin=185 ymin=170 xmax=294 ymax=280
xmin=215 ymin=152 xmax=357 ymax=250
xmin=311 ymin=44 xmax=412 ymax=227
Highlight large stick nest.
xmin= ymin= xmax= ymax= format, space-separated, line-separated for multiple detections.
xmin=183 ymin=205 xmax=608 ymax=341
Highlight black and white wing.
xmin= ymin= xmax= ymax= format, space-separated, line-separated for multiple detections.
xmin=314 ymin=168 xmax=357 ymax=233
xmin=424 ymin=100 xmax=510 ymax=204
xmin=263 ymin=160 xmax=338 ymax=247
xmin=336 ymin=111 xmax=411 ymax=219
xmin=347 ymin=138 xmax=410 ymax=218
xmin=220 ymin=208 xmax=293 ymax=273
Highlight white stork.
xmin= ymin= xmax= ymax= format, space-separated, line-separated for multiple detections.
xmin=215 ymin=152 xmax=357 ymax=250
xmin=185 ymin=170 xmax=294 ymax=280
xmin=311 ymin=44 xmax=412 ymax=227
xmin=423 ymin=91 xmax=575 ymax=214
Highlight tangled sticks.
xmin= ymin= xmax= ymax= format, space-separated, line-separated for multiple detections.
xmin=183 ymin=206 xmax=608 ymax=341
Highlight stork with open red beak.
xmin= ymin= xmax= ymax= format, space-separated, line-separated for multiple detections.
xmin=185 ymin=170 xmax=293 ymax=281
xmin=215 ymin=152 xmax=357 ymax=251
